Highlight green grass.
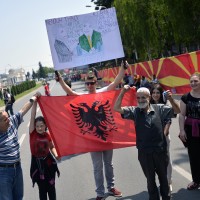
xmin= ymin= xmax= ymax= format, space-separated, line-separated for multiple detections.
xmin=0 ymin=83 xmax=42 ymax=107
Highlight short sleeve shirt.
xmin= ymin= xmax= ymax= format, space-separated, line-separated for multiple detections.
xmin=122 ymin=104 xmax=174 ymax=152
xmin=181 ymin=93 xmax=200 ymax=119
xmin=0 ymin=112 xmax=23 ymax=164
xmin=30 ymin=130 xmax=52 ymax=158
xmin=78 ymin=86 xmax=108 ymax=95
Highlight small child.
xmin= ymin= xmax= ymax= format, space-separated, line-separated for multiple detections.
xmin=44 ymin=82 xmax=51 ymax=96
xmin=29 ymin=94 xmax=60 ymax=200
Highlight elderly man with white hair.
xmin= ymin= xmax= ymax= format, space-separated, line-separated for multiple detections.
xmin=114 ymin=85 xmax=180 ymax=200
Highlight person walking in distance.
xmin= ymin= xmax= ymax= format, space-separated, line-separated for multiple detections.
xmin=44 ymin=82 xmax=51 ymax=96
xmin=3 ymin=88 xmax=14 ymax=116
xmin=114 ymin=86 xmax=180 ymax=200
xmin=0 ymin=92 xmax=41 ymax=200
xmin=55 ymin=62 xmax=127 ymax=200
xmin=179 ymin=73 xmax=200 ymax=190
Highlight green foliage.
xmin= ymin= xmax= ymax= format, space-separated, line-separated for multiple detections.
xmin=112 ymin=0 xmax=200 ymax=62
xmin=36 ymin=62 xmax=55 ymax=79
xmin=38 ymin=62 xmax=46 ymax=78
xmin=0 ymin=82 xmax=42 ymax=107
xmin=32 ymin=69 xmax=37 ymax=79
xmin=11 ymin=80 xmax=36 ymax=96
xmin=91 ymin=0 xmax=113 ymax=8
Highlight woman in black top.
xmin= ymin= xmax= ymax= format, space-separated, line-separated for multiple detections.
xmin=179 ymin=73 xmax=200 ymax=190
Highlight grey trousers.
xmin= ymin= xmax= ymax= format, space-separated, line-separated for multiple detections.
xmin=90 ymin=150 xmax=115 ymax=197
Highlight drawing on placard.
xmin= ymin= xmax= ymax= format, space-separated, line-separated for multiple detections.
xmin=53 ymin=24 xmax=73 ymax=63
xmin=45 ymin=8 xmax=124 ymax=69
xmin=54 ymin=39 xmax=73 ymax=63
xmin=76 ymin=23 xmax=103 ymax=56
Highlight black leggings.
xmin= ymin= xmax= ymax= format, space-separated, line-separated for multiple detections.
xmin=186 ymin=125 xmax=200 ymax=183
xmin=37 ymin=180 xmax=56 ymax=200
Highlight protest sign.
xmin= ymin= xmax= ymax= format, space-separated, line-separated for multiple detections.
xmin=45 ymin=8 xmax=124 ymax=70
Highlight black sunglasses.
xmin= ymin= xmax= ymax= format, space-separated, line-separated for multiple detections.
xmin=85 ymin=82 xmax=96 ymax=86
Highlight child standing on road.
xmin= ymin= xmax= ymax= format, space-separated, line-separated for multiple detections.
xmin=29 ymin=94 xmax=60 ymax=200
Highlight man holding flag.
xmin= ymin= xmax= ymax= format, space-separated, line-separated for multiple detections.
xmin=55 ymin=62 xmax=127 ymax=200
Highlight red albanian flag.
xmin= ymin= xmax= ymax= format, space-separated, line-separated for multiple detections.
xmin=38 ymin=88 xmax=137 ymax=157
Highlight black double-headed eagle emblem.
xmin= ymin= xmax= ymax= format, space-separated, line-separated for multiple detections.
xmin=70 ymin=100 xmax=117 ymax=141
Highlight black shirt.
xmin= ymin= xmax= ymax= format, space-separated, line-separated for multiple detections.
xmin=181 ymin=92 xmax=200 ymax=119
xmin=122 ymin=104 xmax=174 ymax=153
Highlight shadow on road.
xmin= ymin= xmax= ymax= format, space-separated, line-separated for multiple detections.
xmin=172 ymin=188 xmax=200 ymax=200
xmin=88 ymin=191 xmax=148 ymax=200
xmin=115 ymin=191 xmax=148 ymax=199
xmin=87 ymin=188 xmax=200 ymax=200
xmin=173 ymin=149 xmax=189 ymax=165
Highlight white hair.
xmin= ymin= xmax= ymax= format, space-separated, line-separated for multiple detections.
xmin=137 ymin=87 xmax=150 ymax=95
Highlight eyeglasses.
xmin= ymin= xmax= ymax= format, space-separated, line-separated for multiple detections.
xmin=85 ymin=82 xmax=96 ymax=86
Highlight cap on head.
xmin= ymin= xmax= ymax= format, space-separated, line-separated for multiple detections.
xmin=137 ymin=87 xmax=150 ymax=95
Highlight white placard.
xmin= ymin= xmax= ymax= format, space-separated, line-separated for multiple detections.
xmin=45 ymin=8 xmax=124 ymax=70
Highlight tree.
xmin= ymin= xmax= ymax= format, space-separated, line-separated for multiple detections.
xmin=32 ymin=69 xmax=37 ymax=79
xmin=38 ymin=62 xmax=46 ymax=78
xmin=113 ymin=0 xmax=200 ymax=61
xmin=26 ymin=71 xmax=30 ymax=81
xmin=91 ymin=0 xmax=113 ymax=8
xmin=165 ymin=0 xmax=200 ymax=52
xmin=92 ymin=0 xmax=200 ymax=63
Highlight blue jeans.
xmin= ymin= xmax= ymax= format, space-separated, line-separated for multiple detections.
xmin=90 ymin=150 xmax=115 ymax=197
xmin=0 ymin=164 xmax=24 ymax=200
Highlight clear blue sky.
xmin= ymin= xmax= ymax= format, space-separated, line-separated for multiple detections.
xmin=0 ymin=0 xmax=95 ymax=74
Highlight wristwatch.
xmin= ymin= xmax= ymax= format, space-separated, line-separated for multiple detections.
xmin=29 ymin=98 xmax=34 ymax=103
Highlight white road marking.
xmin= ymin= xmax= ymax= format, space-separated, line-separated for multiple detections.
xmin=27 ymin=122 xmax=30 ymax=127
xmin=173 ymin=164 xmax=192 ymax=181
xmin=50 ymin=81 xmax=56 ymax=90
xmin=19 ymin=134 xmax=26 ymax=146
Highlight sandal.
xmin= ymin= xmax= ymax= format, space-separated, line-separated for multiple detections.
xmin=187 ymin=182 xmax=200 ymax=190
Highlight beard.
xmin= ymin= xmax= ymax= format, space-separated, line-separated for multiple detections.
xmin=138 ymin=102 xmax=149 ymax=109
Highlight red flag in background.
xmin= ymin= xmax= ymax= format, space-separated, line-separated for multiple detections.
xmin=38 ymin=88 xmax=137 ymax=157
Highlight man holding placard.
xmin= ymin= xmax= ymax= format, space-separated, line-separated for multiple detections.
xmin=55 ymin=62 xmax=127 ymax=199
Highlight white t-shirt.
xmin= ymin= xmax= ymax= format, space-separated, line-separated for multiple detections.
xmin=77 ymin=86 xmax=108 ymax=95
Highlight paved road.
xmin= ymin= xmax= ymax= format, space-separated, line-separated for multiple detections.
xmin=11 ymin=80 xmax=200 ymax=199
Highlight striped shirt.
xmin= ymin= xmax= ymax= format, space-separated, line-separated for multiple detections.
xmin=0 ymin=112 xmax=23 ymax=164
